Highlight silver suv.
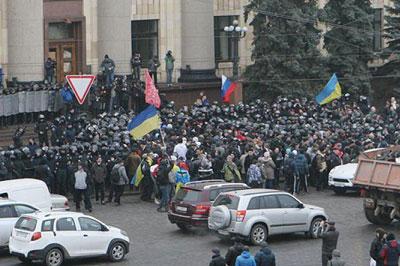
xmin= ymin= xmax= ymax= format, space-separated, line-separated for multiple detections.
xmin=208 ymin=189 xmax=328 ymax=245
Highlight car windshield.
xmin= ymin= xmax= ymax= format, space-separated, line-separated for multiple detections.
xmin=213 ymin=194 xmax=239 ymax=210
xmin=15 ymin=217 xmax=37 ymax=232
xmin=175 ymin=188 xmax=201 ymax=202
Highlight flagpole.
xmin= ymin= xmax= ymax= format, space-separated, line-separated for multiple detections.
xmin=159 ymin=128 xmax=166 ymax=149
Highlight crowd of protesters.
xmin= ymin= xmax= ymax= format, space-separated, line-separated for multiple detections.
xmin=1 ymin=90 xmax=400 ymax=211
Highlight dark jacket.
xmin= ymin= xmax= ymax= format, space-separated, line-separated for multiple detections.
xmin=157 ymin=160 xmax=173 ymax=186
xmin=255 ymin=247 xmax=276 ymax=266
xmin=294 ymin=153 xmax=309 ymax=176
xmin=225 ymin=243 xmax=244 ymax=266
xmin=370 ymin=237 xmax=384 ymax=266
xmin=209 ymin=254 xmax=226 ymax=266
xmin=91 ymin=163 xmax=107 ymax=183
xmin=380 ymin=240 xmax=400 ymax=266
xmin=319 ymin=226 xmax=339 ymax=254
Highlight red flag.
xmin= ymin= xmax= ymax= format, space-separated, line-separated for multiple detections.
xmin=145 ymin=70 xmax=161 ymax=108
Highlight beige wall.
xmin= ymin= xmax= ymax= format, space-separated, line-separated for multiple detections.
xmin=0 ymin=0 xmax=7 ymax=86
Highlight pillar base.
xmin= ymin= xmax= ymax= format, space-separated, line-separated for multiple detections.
xmin=178 ymin=69 xmax=219 ymax=83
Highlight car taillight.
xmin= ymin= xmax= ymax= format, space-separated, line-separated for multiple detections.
xmin=194 ymin=204 xmax=210 ymax=215
xmin=31 ymin=232 xmax=41 ymax=241
xmin=236 ymin=210 xmax=246 ymax=222
xmin=64 ymin=201 xmax=69 ymax=207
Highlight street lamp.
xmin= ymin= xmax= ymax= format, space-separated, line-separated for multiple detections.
xmin=224 ymin=19 xmax=248 ymax=81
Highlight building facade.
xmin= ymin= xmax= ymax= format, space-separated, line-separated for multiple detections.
xmin=0 ymin=0 xmax=390 ymax=84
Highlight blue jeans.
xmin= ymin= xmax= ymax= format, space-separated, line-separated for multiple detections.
xmin=166 ymin=69 xmax=173 ymax=84
xmin=265 ymin=179 xmax=274 ymax=189
xmin=159 ymin=184 xmax=171 ymax=208
xmin=106 ymin=72 xmax=115 ymax=87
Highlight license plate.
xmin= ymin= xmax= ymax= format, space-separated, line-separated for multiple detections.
xmin=16 ymin=231 xmax=28 ymax=238
xmin=176 ymin=206 xmax=187 ymax=212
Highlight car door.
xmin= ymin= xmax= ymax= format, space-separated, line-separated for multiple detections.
xmin=78 ymin=217 xmax=111 ymax=256
xmin=260 ymin=195 xmax=284 ymax=235
xmin=0 ymin=205 xmax=18 ymax=246
xmin=54 ymin=217 xmax=83 ymax=257
xmin=276 ymin=194 xmax=309 ymax=233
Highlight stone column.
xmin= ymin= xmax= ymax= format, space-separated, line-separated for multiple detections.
xmin=179 ymin=0 xmax=217 ymax=82
xmin=97 ymin=0 xmax=132 ymax=75
xmin=7 ymin=0 xmax=44 ymax=82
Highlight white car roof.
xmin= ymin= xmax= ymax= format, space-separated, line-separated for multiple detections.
xmin=222 ymin=188 xmax=280 ymax=197
xmin=21 ymin=211 xmax=92 ymax=220
xmin=0 ymin=178 xmax=47 ymax=191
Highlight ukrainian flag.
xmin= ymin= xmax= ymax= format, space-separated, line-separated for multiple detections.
xmin=127 ymin=105 xmax=160 ymax=140
xmin=316 ymin=74 xmax=342 ymax=105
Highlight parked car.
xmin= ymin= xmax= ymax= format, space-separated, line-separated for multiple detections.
xmin=0 ymin=199 xmax=39 ymax=248
xmin=168 ymin=180 xmax=249 ymax=230
xmin=9 ymin=212 xmax=130 ymax=266
xmin=208 ymin=189 xmax=328 ymax=245
xmin=0 ymin=179 xmax=69 ymax=211
xmin=328 ymin=163 xmax=358 ymax=194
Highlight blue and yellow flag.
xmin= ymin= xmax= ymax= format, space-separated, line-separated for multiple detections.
xmin=127 ymin=105 xmax=160 ymax=140
xmin=316 ymin=74 xmax=342 ymax=105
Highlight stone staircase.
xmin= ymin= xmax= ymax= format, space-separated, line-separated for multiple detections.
xmin=0 ymin=124 xmax=36 ymax=148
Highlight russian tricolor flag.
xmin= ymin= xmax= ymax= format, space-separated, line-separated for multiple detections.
xmin=221 ymin=75 xmax=237 ymax=103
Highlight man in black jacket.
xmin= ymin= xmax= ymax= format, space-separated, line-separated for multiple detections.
xmin=255 ymin=242 xmax=276 ymax=266
xmin=225 ymin=238 xmax=244 ymax=266
xmin=209 ymin=248 xmax=226 ymax=266
xmin=318 ymin=221 xmax=339 ymax=266
xmin=370 ymin=228 xmax=386 ymax=266
xmin=156 ymin=158 xmax=173 ymax=212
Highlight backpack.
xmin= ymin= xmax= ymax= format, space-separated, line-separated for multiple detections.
xmin=111 ymin=166 xmax=120 ymax=184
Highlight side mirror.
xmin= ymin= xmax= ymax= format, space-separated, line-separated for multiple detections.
xmin=298 ymin=203 xmax=304 ymax=209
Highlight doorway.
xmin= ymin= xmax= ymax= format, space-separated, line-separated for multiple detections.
xmin=49 ymin=43 xmax=77 ymax=82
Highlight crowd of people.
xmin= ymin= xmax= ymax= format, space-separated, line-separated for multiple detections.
xmin=1 ymin=93 xmax=400 ymax=210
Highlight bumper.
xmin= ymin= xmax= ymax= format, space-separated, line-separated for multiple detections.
xmin=212 ymin=222 xmax=248 ymax=238
xmin=168 ymin=212 xmax=208 ymax=226
xmin=10 ymin=249 xmax=45 ymax=261
xmin=51 ymin=207 xmax=70 ymax=212
xmin=328 ymin=180 xmax=354 ymax=189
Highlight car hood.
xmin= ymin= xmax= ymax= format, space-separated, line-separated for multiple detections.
xmin=304 ymin=204 xmax=324 ymax=211
xmin=329 ymin=163 xmax=358 ymax=180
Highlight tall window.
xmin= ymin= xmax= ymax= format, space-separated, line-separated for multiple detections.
xmin=373 ymin=8 xmax=383 ymax=51
xmin=131 ymin=20 xmax=159 ymax=67
xmin=214 ymin=16 xmax=239 ymax=62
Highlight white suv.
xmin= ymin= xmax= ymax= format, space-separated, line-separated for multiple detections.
xmin=9 ymin=212 xmax=130 ymax=266
xmin=208 ymin=189 xmax=328 ymax=245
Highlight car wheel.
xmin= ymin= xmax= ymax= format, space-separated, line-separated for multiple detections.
xmin=309 ymin=217 xmax=324 ymax=239
xmin=45 ymin=248 xmax=63 ymax=266
xmin=177 ymin=223 xmax=190 ymax=231
xmin=250 ymin=224 xmax=267 ymax=245
xmin=109 ymin=242 xmax=126 ymax=262
xmin=18 ymin=257 xmax=32 ymax=264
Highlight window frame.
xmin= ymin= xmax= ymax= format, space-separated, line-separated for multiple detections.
xmin=214 ymin=15 xmax=239 ymax=63
xmin=14 ymin=204 xmax=38 ymax=216
xmin=131 ymin=19 xmax=159 ymax=68
xmin=261 ymin=195 xmax=280 ymax=209
xmin=56 ymin=217 xmax=77 ymax=231
xmin=78 ymin=217 xmax=105 ymax=232
xmin=276 ymin=194 xmax=301 ymax=209
xmin=0 ymin=205 xmax=17 ymax=218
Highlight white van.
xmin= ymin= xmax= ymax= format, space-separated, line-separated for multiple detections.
xmin=0 ymin=179 xmax=69 ymax=211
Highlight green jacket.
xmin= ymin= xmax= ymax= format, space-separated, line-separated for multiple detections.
xmin=223 ymin=162 xmax=241 ymax=182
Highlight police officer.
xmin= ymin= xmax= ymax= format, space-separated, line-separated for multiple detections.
xmin=35 ymin=114 xmax=49 ymax=146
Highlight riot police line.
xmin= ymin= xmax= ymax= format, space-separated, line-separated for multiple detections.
xmin=0 ymin=76 xmax=146 ymax=127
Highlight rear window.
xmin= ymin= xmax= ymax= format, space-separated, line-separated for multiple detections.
xmin=175 ymin=188 xmax=201 ymax=202
xmin=213 ymin=194 xmax=239 ymax=210
xmin=15 ymin=217 xmax=37 ymax=232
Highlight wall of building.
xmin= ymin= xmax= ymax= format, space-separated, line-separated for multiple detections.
xmin=0 ymin=0 xmax=8 ymax=86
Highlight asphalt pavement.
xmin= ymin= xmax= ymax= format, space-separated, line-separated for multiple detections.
xmin=1 ymin=189 xmax=400 ymax=266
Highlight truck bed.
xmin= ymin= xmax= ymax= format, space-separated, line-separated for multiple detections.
xmin=353 ymin=147 xmax=400 ymax=191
